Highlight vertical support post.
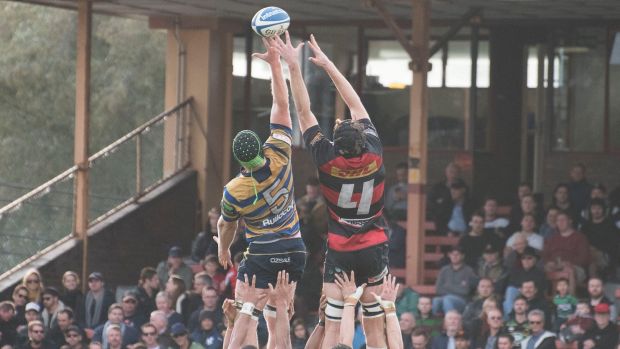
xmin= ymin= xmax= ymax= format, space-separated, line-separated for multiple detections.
xmin=136 ymin=133 xmax=142 ymax=194
xmin=355 ymin=26 xmax=366 ymax=96
xmin=406 ymin=0 xmax=430 ymax=286
xmin=243 ymin=28 xmax=253 ymax=130
xmin=545 ymin=39 xmax=555 ymax=151
xmin=75 ymin=0 xmax=91 ymax=293
xmin=468 ymin=22 xmax=479 ymax=151
xmin=533 ymin=45 xmax=546 ymax=192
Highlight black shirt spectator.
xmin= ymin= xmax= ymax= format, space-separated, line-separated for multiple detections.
xmin=433 ymin=179 xmax=474 ymax=236
xmin=567 ymin=163 xmax=593 ymax=215
xmin=582 ymin=303 xmax=618 ymax=349
xmin=458 ymin=213 xmax=503 ymax=268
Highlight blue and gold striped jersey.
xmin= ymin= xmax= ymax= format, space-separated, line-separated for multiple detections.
xmin=221 ymin=124 xmax=300 ymax=241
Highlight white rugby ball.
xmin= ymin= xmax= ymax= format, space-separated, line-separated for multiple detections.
xmin=251 ymin=7 xmax=290 ymax=38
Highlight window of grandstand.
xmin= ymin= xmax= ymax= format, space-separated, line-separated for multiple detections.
xmin=609 ymin=30 xmax=620 ymax=151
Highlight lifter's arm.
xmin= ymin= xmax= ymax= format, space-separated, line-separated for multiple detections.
xmin=307 ymin=34 xmax=369 ymax=121
xmin=275 ymin=32 xmax=319 ymax=134
xmin=254 ymin=37 xmax=291 ymax=129
xmin=216 ymin=216 xmax=237 ymax=269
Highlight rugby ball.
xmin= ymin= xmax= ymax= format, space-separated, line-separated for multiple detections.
xmin=251 ymin=7 xmax=290 ymax=38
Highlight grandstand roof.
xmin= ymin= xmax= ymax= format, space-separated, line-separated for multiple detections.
xmin=17 ymin=0 xmax=620 ymax=22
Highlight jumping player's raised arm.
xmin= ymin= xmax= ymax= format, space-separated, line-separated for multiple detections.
xmin=275 ymin=31 xmax=318 ymax=134
xmin=307 ymin=34 xmax=369 ymax=121
xmin=254 ymin=37 xmax=291 ymax=129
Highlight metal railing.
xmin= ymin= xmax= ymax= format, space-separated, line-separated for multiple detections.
xmin=0 ymin=98 xmax=193 ymax=276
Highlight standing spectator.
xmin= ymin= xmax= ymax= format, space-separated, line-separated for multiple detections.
xmin=586 ymin=277 xmax=617 ymax=322
xmin=552 ymin=278 xmax=577 ymax=331
xmin=581 ymin=303 xmax=618 ymax=349
xmin=191 ymin=207 xmax=220 ymax=262
xmin=581 ymin=198 xmax=620 ymax=277
xmin=433 ymin=246 xmax=477 ymax=314
xmin=542 ymin=212 xmax=592 ymax=288
xmin=416 ymin=296 xmax=442 ymax=338
xmin=434 ymin=179 xmax=474 ymax=236
xmin=551 ymin=184 xmax=579 ymax=223
xmin=157 ymin=246 xmax=193 ymax=291
xmin=538 ymin=208 xmax=559 ymax=240
xmin=0 ymin=301 xmax=18 ymax=348
xmin=81 ymin=272 xmax=115 ymax=330
xmin=187 ymin=287 xmax=222 ymax=333
xmin=296 ymin=176 xmax=328 ymax=255
xmin=18 ymin=320 xmax=55 ymax=349
xmin=508 ymin=194 xmax=543 ymax=235
xmin=92 ymin=304 xmax=139 ymax=348
xmin=482 ymin=197 xmax=510 ymax=239
xmin=411 ymin=328 xmax=430 ymax=349
xmin=12 ymin=285 xmax=29 ymax=326
xmin=520 ymin=280 xmax=552 ymax=329
xmin=41 ymin=287 xmax=65 ymax=331
xmin=47 ymin=308 xmax=75 ymax=347
xmin=190 ymin=311 xmax=222 ymax=349
xmin=504 ymin=296 xmax=530 ymax=348
xmin=385 ymin=162 xmax=409 ymax=220
xmin=121 ymin=291 xmax=147 ymax=329
xmin=462 ymin=278 xmax=495 ymax=332
xmin=399 ymin=312 xmax=416 ymax=349
xmin=290 ymin=319 xmax=308 ymax=349
xmin=459 ymin=212 xmax=502 ymax=268
xmin=170 ymin=323 xmax=204 ymax=349
xmin=520 ymin=310 xmax=555 ymax=349
xmin=430 ymin=310 xmax=462 ymax=349
xmin=136 ymin=267 xmax=160 ymax=319
xmin=155 ymin=292 xmax=183 ymax=330
xmin=472 ymin=308 xmax=503 ymax=349
xmin=567 ymin=164 xmax=593 ymax=214
xmin=428 ymin=162 xmax=465 ymax=221
xmin=60 ymin=271 xmax=84 ymax=317
xmin=22 ymin=269 xmax=44 ymax=304
xmin=477 ymin=245 xmax=506 ymax=291
xmin=505 ymin=214 xmax=544 ymax=254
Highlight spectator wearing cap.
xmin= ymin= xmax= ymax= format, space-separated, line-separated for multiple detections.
xmin=581 ymin=198 xmax=620 ymax=277
xmin=581 ymin=303 xmax=618 ymax=349
xmin=92 ymin=303 xmax=139 ymax=348
xmin=47 ymin=308 xmax=76 ymax=347
xmin=411 ymin=328 xmax=430 ymax=349
xmin=586 ymin=277 xmax=617 ymax=323
xmin=17 ymin=302 xmax=42 ymax=344
xmin=462 ymin=278 xmax=495 ymax=333
xmin=121 ymin=291 xmax=147 ymax=329
xmin=81 ymin=272 xmax=115 ymax=330
xmin=136 ymin=267 xmax=160 ymax=319
xmin=64 ymin=325 xmax=85 ymax=349
xmin=432 ymin=246 xmax=477 ymax=315
xmin=520 ymin=309 xmax=555 ymax=349
xmin=41 ymin=287 xmax=65 ymax=330
xmin=157 ymin=246 xmax=193 ymax=291
xmin=0 ymin=300 xmax=18 ymax=348
xmin=503 ymin=246 xmax=546 ymax=317
xmin=433 ymin=178 xmax=475 ymax=236
xmin=477 ymin=244 xmax=506 ymax=291
xmin=430 ymin=310 xmax=462 ymax=349
xmin=170 ymin=323 xmax=204 ymax=349
xmin=458 ymin=211 xmax=503 ymax=268
xmin=190 ymin=310 xmax=222 ymax=349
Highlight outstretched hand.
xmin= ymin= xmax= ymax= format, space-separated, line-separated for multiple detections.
xmin=334 ymin=271 xmax=366 ymax=301
xmin=371 ymin=274 xmax=400 ymax=303
xmin=307 ymin=34 xmax=331 ymax=68
xmin=236 ymin=274 xmax=265 ymax=306
xmin=268 ymin=270 xmax=296 ymax=305
xmin=252 ymin=37 xmax=280 ymax=65
xmin=272 ymin=31 xmax=304 ymax=67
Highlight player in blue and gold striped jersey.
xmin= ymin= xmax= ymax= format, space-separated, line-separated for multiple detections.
xmin=216 ymin=37 xmax=306 ymax=296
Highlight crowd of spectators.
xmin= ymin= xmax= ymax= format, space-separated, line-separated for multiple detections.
xmin=0 ymin=162 xmax=619 ymax=349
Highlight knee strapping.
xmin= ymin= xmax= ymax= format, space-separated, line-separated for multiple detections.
xmin=325 ymin=298 xmax=344 ymax=322
xmin=361 ymin=301 xmax=384 ymax=318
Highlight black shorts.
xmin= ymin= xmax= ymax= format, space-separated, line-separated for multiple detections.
xmin=237 ymin=233 xmax=307 ymax=289
xmin=324 ymin=243 xmax=389 ymax=286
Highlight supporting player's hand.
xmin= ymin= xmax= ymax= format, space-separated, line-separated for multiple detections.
xmin=273 ymin=31 xmax=303 ymax=67
xmin=237 ymin=274 xmax=264 ymax=305
xmin=377 ymin=274 xmax=399 ymax=302
xmin=214 ymin=235 xmax=233 ymax=269
xmin=222 ymin=298 xmax=238 ymax=327
xmin=335 ymin=271 xmax=366 ymax=304
xmin=307 ymin=34 xmax=331 ymax=68
xmin=268 ymin=270 xmax=296 ymax=306
xmin=252 ymin=37 xmax=280 ymax=65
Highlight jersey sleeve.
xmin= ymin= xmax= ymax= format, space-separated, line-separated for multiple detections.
xmin=264 ymin=123 xmax=293 ymax=158
xmin=359 ymin=118 xmax=383 ymax=154
xmin=220 ymin=188 xmax=240 ymax=222
xmin=303 ymin=125 xmax=334 ymax=166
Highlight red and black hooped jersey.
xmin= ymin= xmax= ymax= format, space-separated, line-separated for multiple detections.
xmin=303 ymin=119 xmax=387 ymax=252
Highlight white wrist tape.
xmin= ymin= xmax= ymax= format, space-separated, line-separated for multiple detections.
xmin=240 ymin=302 xmax=255 ymax=316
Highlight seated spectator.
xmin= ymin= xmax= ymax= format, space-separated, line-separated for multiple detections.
xmin=47 ymin=308 xmax=76 ymax=347
xmin=399 ymin=312 xmax=416 ymax=349
xmin=136 ymin=267 xmax=160 ymax=319
xmin=63 ymin=325 xmax=85 ymax=349
xmin=105 ymin=324 xmax=124 ymax=349
xmin=140 ymin=323 xmax=162 ymax=349
xmin=121 ymin=291 xmax=147 ymax=329
xmin=201 ymin=256 xmax=225 ymax=294
xmin=503 ymin=233 xmax=529 ymax=271
xmin=187 ymin=272 xmax=212 ymax=315
xmin=22 ymin=269 xmax=44 ymax=304
xmin=81 ymin=272 xmax=115 ymax=330
xmin=477 ymin=244 xmax=506 ymax=291
xmin=437 ymin=179 xmax=474 ymax=236
xmin=415 ymin=296 xmax=442 ymax=338
xmin=188 ymin=287 xmax=222 ymax=333
xmin=18 ymin=320 xmax=55 ymax=349
xmin=430 ymin=310 xmax=462 ymax=349
xmin=191 ymin=207 xmax=220 ymax=262
xmin=581 ymin=303 xmax=618 ymax=349
xmin=458 ymin=212 xmax=502 ymax=268
xmin=60 ymin=271 xmax=83 ymax=319
xmin=505 ymin=214 xmax=544 ymax=255
xmin=551 ymin=183 xmax=579 ymax=223
xmin=149 ymin=311 xmax=175 ymax=349
xmin=432 ymin=246 xmax=477 ymax=315
xmin=581 ymin=198 xmax=620 ymax=278
xmin=170 ymin=323 xmax=203 ymax=349
xmin=411 ymin=328 xmax=430 ymax=349
xmin=0 ymin=300 xmax=18 ymax=348
xmin=92 ymin=303 xmax=139 ymax=348
xmin=508 ymin=194 xmax=543 ymax=235
xmin=157 ymin=246 xmax=193 ymax=291
xmin=290 ymin=319 xmax=308 ymax=349
xmin=428 ymin=161 xmax=465 ymax=222
xmin=504 ymin=296 xmax=530 ymax=347
xmin=538 ymin=207 xmax=559 ymax=240
xmin=41 ymin=287 xmax=65 ymax=331
xmin=388 ymin=220 xmax=407 ymax=268
xmin=385 ymin=162 xmax=409 ymax=220
xmin=482 ymin=196 xmax=510 ymax=239
xmin=559 ymin=300 xmax=593 ymax=345
xmin=542 ymin=211 xmax=591 ymax=288
xmin=296 ymin=176 xmax=328 ymax=256
xmin=454 ymin=330 xmax=471 ymax=349
xmin=464 ymin=296 xmax=500 ymax=336
xmin=190 ymin=311 xmax=222 ymax=349
xmin=462 ymin=278 xmax=495 ymax=332
xmin=503 ymin=247 xmax=546 ymax=317
xmin=12 ymin=285 xmax=29 ymax=326
xmin=520 ymin=280 xmax=552 ymax=329
xmin=567 ymin=163 xmax=593 ymax=215
xmin=520 ymin=310 xmax=555 ymax=349
xmin=17 ymin=303 xmax=42 ymax=345
xmin=586 ymin=277 xmax=617 ymax=322
xmin=496 ymin=334 xmax=515 ymax=349
xmin=165 ymin=275 xmax=190 ymax=319
xmin=155 ymin=292 xmax=183 ymax=331
xmin=472 ymin=308 xmax=503 ymax=349
xmin=552 ymin=278 xmax=577 ymax=332
xmin=580 ymin=183 xmax=608 ymax=222
xmin=395 ymin=284 xmax=419 ymax=318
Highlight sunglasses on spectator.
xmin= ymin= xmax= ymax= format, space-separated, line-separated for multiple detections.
xmin=529 ymin=320 xmax=542 ymax=324
xmin=173 ymin=332 xmax=188 ymax=338
xmin=142 ymin=332 xmax=157 ymax=337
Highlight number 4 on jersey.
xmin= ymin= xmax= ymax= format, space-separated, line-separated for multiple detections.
xmin=337 ymin=179 xmax=374 ymax=215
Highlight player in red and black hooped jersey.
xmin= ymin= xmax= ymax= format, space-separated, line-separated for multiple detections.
xmin=276 ymin=32 xmax=391 ymax=349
